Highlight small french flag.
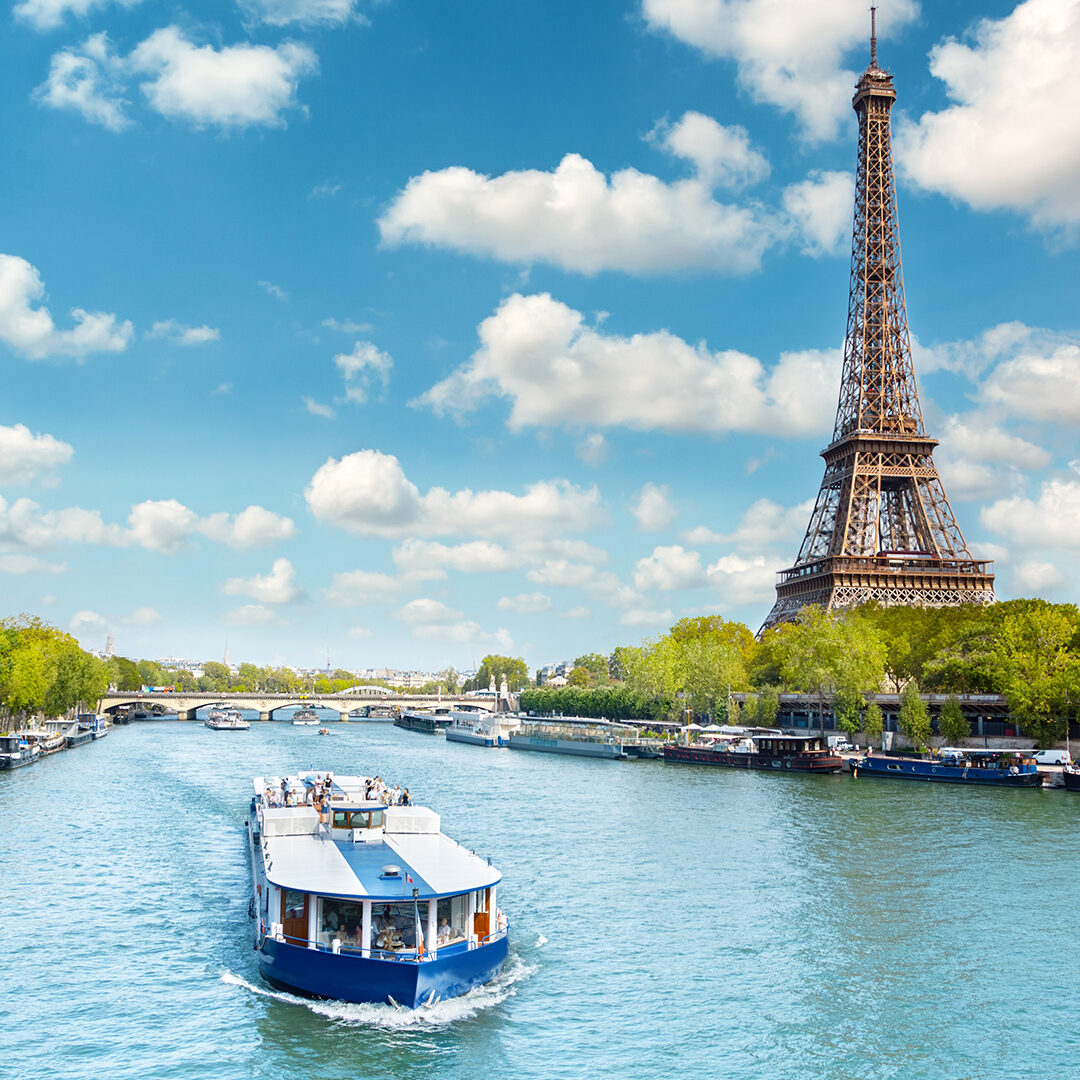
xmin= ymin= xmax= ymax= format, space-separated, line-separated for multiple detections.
xmin=405 ymin=873 xmax=414 ymax=884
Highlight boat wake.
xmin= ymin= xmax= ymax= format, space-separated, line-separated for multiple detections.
xmin=222 ymin=953 xmax=536 ymax=1029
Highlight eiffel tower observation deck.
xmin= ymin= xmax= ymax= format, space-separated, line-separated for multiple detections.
xmin=761 ymin=12 xmax=996 ymax=633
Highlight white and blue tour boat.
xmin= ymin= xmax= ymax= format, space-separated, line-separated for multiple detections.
xmin=445 ymin=712 xmax=509 ymax=747
xmin=248 ymin=770 xmax=508 ymax=1008
xmin=0 ymin=733 xmax=41 ymax=769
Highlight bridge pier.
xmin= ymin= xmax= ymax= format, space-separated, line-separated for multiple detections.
xmin=260 ymin=711 xmax=271 ymax=723
xmin=337 ymin=711 xmax=350 ymax=723
xmin=178 ymin=709 xmax=197 ymax=722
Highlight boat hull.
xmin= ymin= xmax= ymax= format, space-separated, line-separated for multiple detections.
xmin=395 ymin=713 xmax=451 ymax=734
xmin=850 ymin=757 xmax=1043 ymax=787
xmin=663 ymin=745 xmax=842 ymax=772
xmin=66 ymin=730 xmax=95 ymax=748
xmin=446 ymin=730 xmax=501 ymax=747
xmin=0 ymin=751 xmax=39 ymax=769
xmin=257 ymin=935 xmax=509 ymax=1008
xmin=508 ymin=734 xmax=623 ymax=758
xmin=1063 ymin=771 xmax=1080 ymax=792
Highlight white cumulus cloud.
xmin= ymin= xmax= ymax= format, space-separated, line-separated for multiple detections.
xmin=896 ymin=0 xmax=1080 ymax=231
xmin=642 ymin=0 xmax=918 ymax=141
xmin=0 ymin=423 xmax=73 ymax=485
xmin=239 ymin=0 xmax=359 ymax=26
xmin=223 ymin=557 xmax=304 ymax=603
xmin=619 ymin=607 xmax=674 ymax=627
xmin=335 ymin=341 xmax=393 ymax=403
xmin=225 ymin=603 xmax=279 ymax=626
xmin=392 ymin=538 xmax=522 ymax=575
xmin=15 ymin=0 xmax=142 ymax=32
xmin=123 ymin=606 xmax=163 ymax=625
xmin=305 ymin=448 xmax=604 ymax=539
xmin=417 ymin=292 xmax=839 ymax=437
xmin=131 ymin=27 xmax=318 ymax=129
xmin=496 ymin=592 xmax=552 ymax=614
xmin=655 ymin=111 xmax=769 ymax=189
xmin=633 ymin=545 xmax=707 ymax=591
xmin=0 ymin=554 xmax=68 ymax=575
xmin=148 ymin=319 xmax=221 ymax=345
xmin=0 ymin=253 xmax=133 ymax=359
xmin=34 ymin=33 xmax=130 ymax=131
xmin=631 ymin=483 xmax=677 ymax=531
xmin=199 ymin=506 xmax=297 ymax=549
xmin=782 ymin=170 xmax=854 ymax=256
xmin=324 ymin=569 xmax=435 ymax=606
xmin=379 ymin=153 xmax=779 ymax=275
xmin=981 ymin=477 xmax=1080 ymax=551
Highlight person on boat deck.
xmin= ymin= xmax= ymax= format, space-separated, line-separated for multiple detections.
xmin=401 ymin=788 xmax=411 ymax=806
xmin=390 ymin=784 xmax=401 ymax=804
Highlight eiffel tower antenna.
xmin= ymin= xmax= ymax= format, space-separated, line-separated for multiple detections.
xmin=760 ymin=14 xmax=996 ymax=632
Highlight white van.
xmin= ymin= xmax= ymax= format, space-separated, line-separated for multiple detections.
xmin=1032 ymin=749 xmax=1072 ymax=766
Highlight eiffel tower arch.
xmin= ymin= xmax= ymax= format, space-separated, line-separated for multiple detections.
xmin=760 ymin=14 xmax=996 ymax=633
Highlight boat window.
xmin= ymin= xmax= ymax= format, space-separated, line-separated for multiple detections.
xmin=436 ymin=895 xmax=468 ymax=944
xmin=372 ymin=902 xmax=423 ymax=951
xmin=347 ymin=809 xmax=384 ymax=829
xmin=332 ymin=810 xmax=350 ymax=829
xmin=474 ymin=889 xmax=488 ymax=913
xmin=320 ymin=898 xmax=365 ymax=949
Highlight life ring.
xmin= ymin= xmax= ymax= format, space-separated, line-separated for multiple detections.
xmin=785 ymin=761 xmax=791 ymax=769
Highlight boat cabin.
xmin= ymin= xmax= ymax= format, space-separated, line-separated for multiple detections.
xmin=251 ymin=772 xmax=503 ymax=961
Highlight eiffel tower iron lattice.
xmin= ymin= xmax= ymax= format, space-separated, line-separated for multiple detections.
xmin=760 ymin=14 xmax=996 ymax=633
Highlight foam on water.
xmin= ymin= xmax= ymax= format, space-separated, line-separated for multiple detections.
xmin=222 ymin=953 xmax=536 ymax=1030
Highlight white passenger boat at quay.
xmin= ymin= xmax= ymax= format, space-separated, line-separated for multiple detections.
xmin=248 ymin=771 xmax=508 ymax=1008
xmin=508 ymin=716 xmax=634 ymax=758
xmin=445 ymin=712 xmax=508 ymax=747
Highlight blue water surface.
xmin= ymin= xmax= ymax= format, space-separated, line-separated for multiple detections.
xmin=2 ymin=719 xmax=1078 ymax=1080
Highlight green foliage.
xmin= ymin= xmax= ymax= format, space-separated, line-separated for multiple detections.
xmin=863 ymin=700 xmax=884 ymax=744
xmin=938 ymin=695 xmax=970 ymax=746
xmin=519 ymin=684 xmax=651 ymax=720
xmin=464 ymin=655 xmax=530 ymax=692
xmin=898 ymin=680 xmax=932 ymax=749
xmin=0 ymin=615 xmax=109 ymax=726
xmin=567 ymin=666 xmax=590 ymax=688
xmin=757 ymin=686 xmax=780 ymax=727
xmin=833 ymin=685 xmax=865 ymax=737
xmin=573 ymin=653 xmax=609 ymax=684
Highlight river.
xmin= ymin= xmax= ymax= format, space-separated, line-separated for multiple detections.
xmin=3 ymin=718 xmax=1078 ymax=1079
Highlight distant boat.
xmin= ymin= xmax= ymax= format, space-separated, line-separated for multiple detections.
xmin=849 ymin=748 xmax=1042 ymax=787
xmin=395 ymin=709 xmax=453 ymax=735
xmin=446 ymin=713 xmax=507 ymax=748
xmin=508 ymin=717 xmax=633 ymax=759
xmin=1063 ymin=766 xmax=1080 ymax=792
xmin=664 ymin=732 xmax=842 ymax=773
xmin=206 ymin=708 xmax=250 ymax=731
xmin=292 ymin=706 xmax=320 ymax=725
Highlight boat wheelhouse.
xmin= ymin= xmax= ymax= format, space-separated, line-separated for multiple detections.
xmin=206 ymin=708 xmax=250 ymax=730
xmin=849 ymin=748 xmax=1043 ymax=787
xmin=445 ymin=712 xmax=511 ymax=748
xmin=0 ymin=734 xmax=40 ymax=769
xmin=663 ymin=733 xmax=842 ymax=773
xmin=248 ymin=771 xmax=507 ymax=1008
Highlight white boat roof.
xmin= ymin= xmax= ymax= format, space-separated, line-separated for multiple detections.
xmin=252 ymin=773 xmax=500 ymax=901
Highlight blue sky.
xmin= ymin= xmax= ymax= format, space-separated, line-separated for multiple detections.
xmin=2 ymin=0 xmax=1078 ymax=672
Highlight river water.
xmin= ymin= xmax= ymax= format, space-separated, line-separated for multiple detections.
xmin=3 ymin=718 xmax=1078 ymax=1080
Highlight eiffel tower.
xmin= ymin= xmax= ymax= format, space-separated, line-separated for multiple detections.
xmin=761 ymin=12 xmax=996 ymax=632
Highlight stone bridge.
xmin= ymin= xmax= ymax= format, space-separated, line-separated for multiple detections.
xmin=99 ymin=690 xmax=499 ymax=722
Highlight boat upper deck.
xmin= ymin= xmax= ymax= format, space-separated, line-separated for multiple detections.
xmin=252 ymin=772 xmax=500 ymax=902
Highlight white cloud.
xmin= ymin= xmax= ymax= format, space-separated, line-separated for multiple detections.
xmin=655 ymin=111 xmax=769 ymax=189
xmin=199 ymin=506 xmax=297 ymax=549
xmin=335 ymin=341 xmax=393 ymax=403
xmin=619 ymin=607 xmax=673 ymax=627
xmin=562 ymin=606 xmax=591 ymax=619
xmin=981 ymin=477 xmax=1080 ymax=551
xmin=981 ymin=341 xmax=1080 ymax=425
xmin=131 ymin=27 xmax=318 ymax=129
xmin=633 ymin=545 xmax=707 ymax=591
xmin=123 ymin=606 xmax=162 ymax=625
xmin=0 ymin=253 xmax=133 ymax=359
xmin=392 ymin=538 xmax=522 ymax=575
xmin=896 ymin=0 xmax=1080 ymax=230
xmin=240 ymin=0 xmax=359 ymax=27
xmin=70 ymin=609 xmax=108 ymax=633
xmin=306 ymin=448 xmax=604 ymax=539
xmin=526 ymin=559 xmax=641 ymax=609
xmin=322 ymin=317 xmax=373 ymax=334
xmin=685 ymin=498 xmax=813 ymax=551
xmin=303 ymin=396 xmax=335 ymax=419
xmin=496 ymin=592 xmax=553 ymax=614
xmin=642 ymin=0 xmax=918 ymax=141
xmin=34 ymin=34 xmax=130 ymax=131
xmin=126 ymin=499 xmax=200 ymax=554
xmin=631 ymin=482 xmax=676 ymax=531
xmin=395 ymin=597 xmax=513 ymax=649
xmin=782 ymin=170 xmax=853 ymax=256
xmin=0 ymin=423 xmax=73 ymax=485
xmin=347 ymin=625 xmax=373 ymax=639
xmin=225 ymin=603 xmax=278 ymax=626
xmin=0 ymin=496 xmax=124 ymax=552
xmin=705 ymin=552 xmax=776 ymax=605
xmin=379 ymin=153 xmax=779 ymax=275
xmin=0 ymin=554 xmax=67 ymax=575
xmin=223 ymin=557 xmax=303 ymax=603
xmin=15 ymin=0 xmax=141 ymax=32
xmin=575 ymin=432 xmax=609 ymax=467
xmin=310 ymin=181 xmax=344 ymax=199
xmin=324 ymin=569 xmax=434 ymax=606
xmin=417 ymin=292 xmax=839 ymax=437
xmin=934 ymin=414 xmax=1050 ymax=501
xmin=259 ymin=280 xmax=288 ymax=300
xmin=149 ymin=319 xmax=221 ymax=345
xmin=1014 ymin=559 xmax=1067 ymax=592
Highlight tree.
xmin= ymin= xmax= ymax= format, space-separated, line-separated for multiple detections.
xmin=938 ymin=695 xmax=970 ymax=746
xmin=863 ymin=700 xmax=884 ymax=746
xmin=466 ymin=656 xmax=530 ymax=692
xmin=567 ymin=666 xmax=590 ymax=688
xmin=201 ymin=661 xmax=230 ymax=692
xmin=897 ymin=680 xmax=932 ymax=749
xmin=608 ymin=646 xmax=638 ymax=682
xmin=833 ymin=685 xmax=865 ymax=738
xmin=573 ymin=653 xmax=609 ymax=685
xmin=437 ymin=667 xmax=461 ymax=694
xmin=238 ymin=662 xmax=262 ymax=690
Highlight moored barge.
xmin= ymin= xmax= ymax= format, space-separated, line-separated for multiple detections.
xmin=248 ymin=770 xmax=507 ymax=1008
xmin=850 ymin=748 xmax=1043 ymax=787
xmin=664 ymin=733 xmax=842 ymax=773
